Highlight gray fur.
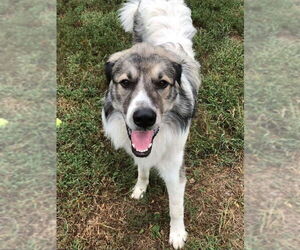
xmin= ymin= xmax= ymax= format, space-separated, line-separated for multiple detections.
xmin=133 ymin=10 xmax=143 ymax=43
xmin=179 ymin=163 xmax=186 ymax=181
xmin=103 ymin=43 xmax=200 ymax=134
xmin=132 ymin=3 xmax=144 ymax=43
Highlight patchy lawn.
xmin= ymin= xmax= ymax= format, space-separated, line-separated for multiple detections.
xmin=57 ymin=0 xmax=244 ymax=249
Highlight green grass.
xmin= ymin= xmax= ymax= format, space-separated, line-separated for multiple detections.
xmin=245 ymin=1 xmax=300 ymax=249
xmin=57 ymin=0 xmax=244 ymax=249
xmin=1 ymin=0 xmax=56 ymax=249
xmin=245 ymin=0 xmax=300 ymax=166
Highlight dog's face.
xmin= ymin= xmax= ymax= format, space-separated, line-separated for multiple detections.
xmin=105 ymin=44 xmax=182 ymax=157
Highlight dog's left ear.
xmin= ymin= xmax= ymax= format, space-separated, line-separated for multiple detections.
xmin=172 ymin=62 xmax=182 ymax=85
xmin=104 ymin=61 xmax=114 ymax=84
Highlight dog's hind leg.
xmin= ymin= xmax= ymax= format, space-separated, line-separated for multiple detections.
xmin=131 ymin=164 xmax=150 ymax=199
xmin=158 ymin=152 xmax=187 ymax=249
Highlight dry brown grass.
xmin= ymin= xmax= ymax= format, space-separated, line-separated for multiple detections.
xmin=57 ymin=157 xmax=244 ymax=249
xmin=186 ymin=157 xmax=244 ymax=249
xmin=57 ymin=97 xmax=78 ymax=115
xmin=0 ymin=97 xmax=32 ymax=114
xmin=245 ymin=154 xmax=300 ymax=249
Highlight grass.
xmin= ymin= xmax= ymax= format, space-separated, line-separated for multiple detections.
xmin=245 ymin=0 xmax=300 ymax=249
xmin=57 ymin=0 xmax=244 ymax=249
xmin=1 ymin=0 xmax=56 ymax=249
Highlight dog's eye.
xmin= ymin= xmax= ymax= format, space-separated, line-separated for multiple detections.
xmin=119 ymin=79 xmax=131 ymax=88
xmin=156 ymin=80 xmax=169 ymax=89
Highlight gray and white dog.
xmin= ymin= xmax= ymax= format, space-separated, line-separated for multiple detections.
xmin=102 ymin=0 xmax=200 ymax=248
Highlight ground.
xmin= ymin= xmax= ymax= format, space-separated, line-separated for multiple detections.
xmin=57 ymin=0 xmax=244 ymax=249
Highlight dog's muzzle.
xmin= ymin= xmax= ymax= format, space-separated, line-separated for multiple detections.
xmin=127 ymin=108 xmax=159 ymax=157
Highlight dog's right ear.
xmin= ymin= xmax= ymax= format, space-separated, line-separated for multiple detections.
xmin=104 ymin=61 xmax=114 ymax=84
xmin=104 ymin=49 xmax=131 ymax=84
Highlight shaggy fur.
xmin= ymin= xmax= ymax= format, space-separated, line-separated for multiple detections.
xmin=102 ymin=0 xmax=200 ymax=248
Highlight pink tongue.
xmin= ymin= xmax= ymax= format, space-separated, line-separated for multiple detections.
xmin=131 ymin=130 xmax=154 ymax=152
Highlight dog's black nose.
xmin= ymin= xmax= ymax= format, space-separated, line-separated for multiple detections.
xmin=133 ymin=108 xmax=156 ymax=128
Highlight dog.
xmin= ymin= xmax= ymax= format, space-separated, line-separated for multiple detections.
xmin=102 ymin=0 xmax=200 ymax=248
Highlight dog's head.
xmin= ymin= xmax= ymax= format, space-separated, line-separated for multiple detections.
xmin=105 ymin=43 xmax=183 ymax=157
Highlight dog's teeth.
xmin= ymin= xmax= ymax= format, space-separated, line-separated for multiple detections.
xmin=132 ymin=144 xmax=136 ymax=148
xmin=149 ymin=143 xmax=152 ymax=148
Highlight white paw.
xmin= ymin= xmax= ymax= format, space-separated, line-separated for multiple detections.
xmin=130 ymin=185 xmax=147 ymax=199
xmin=169 ymin=229 xmax=188 ymax=249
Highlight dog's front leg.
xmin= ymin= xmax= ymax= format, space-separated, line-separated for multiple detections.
xmin=158 ymin=154 xmax=187 ymax=249
xmin=131 ymin=164 xmax=150 ymax=199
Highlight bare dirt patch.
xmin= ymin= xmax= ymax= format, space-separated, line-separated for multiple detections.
xmin=186 ymin=158 xmax=244 ymax=249
xmin=0 ymin=97 xmax=32 ymax=114
xmin=245 ymin=154 xmax=300 ymax=249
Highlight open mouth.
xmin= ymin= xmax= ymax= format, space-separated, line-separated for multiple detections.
xmin=126 ymin=126 xmax=159 ymax=157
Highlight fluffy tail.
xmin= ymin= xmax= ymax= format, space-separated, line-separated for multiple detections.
xmin=119 ymin=0 xmax=196 ymax=57
xmin=119 ymin=0 xmax=185 ymax=33
xmin=118 ymin=0 xmax=140 ymax=32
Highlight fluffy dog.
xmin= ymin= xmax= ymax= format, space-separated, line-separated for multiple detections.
xmin=102 ymin=0 xmax=200 ymax=248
